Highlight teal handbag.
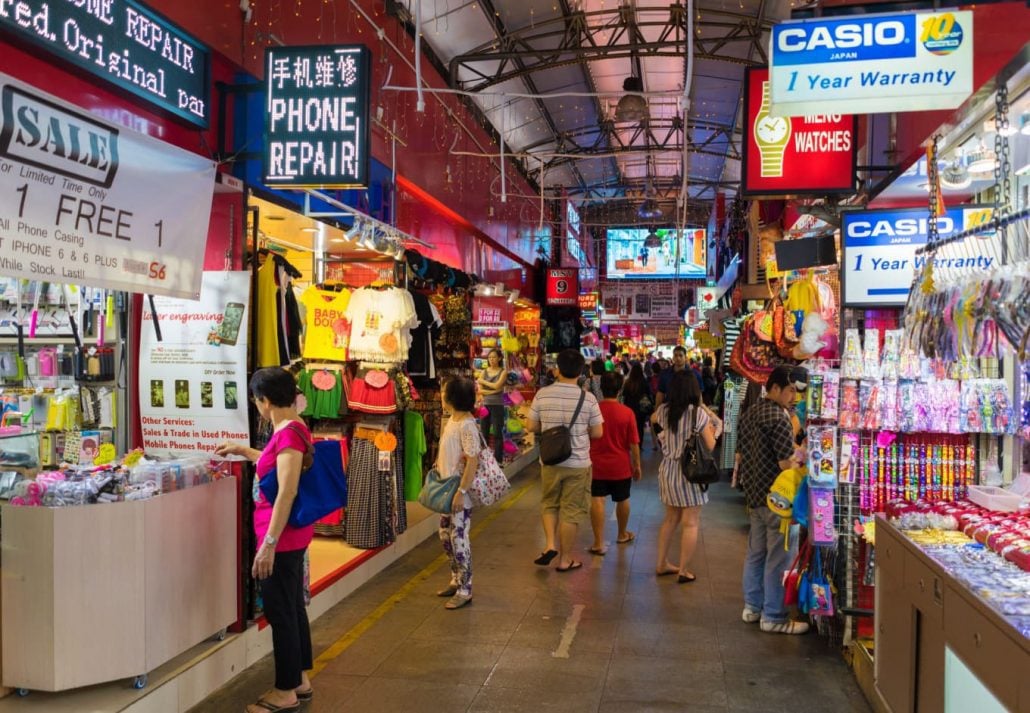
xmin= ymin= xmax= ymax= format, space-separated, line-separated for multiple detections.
xmin=418 ymin=467 xmax=461 ymax=513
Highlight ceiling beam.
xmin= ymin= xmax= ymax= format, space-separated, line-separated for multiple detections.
xmin=449 ymin=5 xmax=771 ymax=92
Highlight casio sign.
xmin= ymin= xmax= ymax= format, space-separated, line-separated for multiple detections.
xmin=848 ymin=216 xmax=955 ymax=239
xmin=772 ymin=15 xmax=917 ymax=66
xmin=777 ymin=21 xmax=906 ymax=53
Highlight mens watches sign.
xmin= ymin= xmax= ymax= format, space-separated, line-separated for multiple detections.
xmin=0 ymin=0 xmax=210 ymax=127
xmin=263 ymin=45 xmax=372 ymax=188
xmin=743 ymin=67 xmax=855 ymax=196
xmin=769 ymin=10 xmax=973 ymax=116
xmin=842 ymin=205 xmax=994 ymax=307
xmin=0 ymin=72 xmax=215 ymax=299
xmin=545 ymin=269 xmax=578 ymax=306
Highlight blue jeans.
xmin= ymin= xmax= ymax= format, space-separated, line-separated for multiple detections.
xmin=743 ymin=506 xmax=792 ymax=624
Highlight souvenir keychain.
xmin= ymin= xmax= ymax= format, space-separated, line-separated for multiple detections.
xmin=863 ymin=328 xmax=881 ymax=379
xmin=821 ymin=370 xmax=840 ymax=421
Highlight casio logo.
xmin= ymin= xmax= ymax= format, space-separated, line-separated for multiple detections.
xmin=848 ymin=217 xmax=955 ymax=238
xmin=777 ymin=20 xmax=907 ymax=53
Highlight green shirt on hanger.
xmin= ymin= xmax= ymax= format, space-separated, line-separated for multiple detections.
xmin=403 ymin=410 xmax=427 ymax=501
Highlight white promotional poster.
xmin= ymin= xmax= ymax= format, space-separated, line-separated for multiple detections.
xmin=139 ymin=272 xmax=250 ymax=456
xmin=769 ymin=10 xmax=973 ymax=116
xmin=0 ymin=72 xmax=215 ymax=299
xmin=842 ymin=206 xmax=995 ymax=307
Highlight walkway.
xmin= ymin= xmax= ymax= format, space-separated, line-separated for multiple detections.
xmin=193 ymin=447 xmax=870 ymax=713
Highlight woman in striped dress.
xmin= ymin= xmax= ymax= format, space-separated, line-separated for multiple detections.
xmin=650 ymin=371 xmax=717 ymax=583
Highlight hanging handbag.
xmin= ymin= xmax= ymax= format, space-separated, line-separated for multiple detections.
xmin=782 ymin=536 xmax=812 ymax=608
xmin=679 ymin=406 xmax=720 ymax=490
xmin=259 ymin=423 xmax=348 ymax=528
xmin=539 ymin=391 xmax=586 ymax=466
xmin=418 ymin=467 xmax=462 ymax=513
xmin=467 ymin=433 xmax=511 ymax=507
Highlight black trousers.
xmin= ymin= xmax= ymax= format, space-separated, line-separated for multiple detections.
xmin=480 ymin=404 xmax=505 ymax=462
xmin=260 ymin=548 xmax=312 ymax=691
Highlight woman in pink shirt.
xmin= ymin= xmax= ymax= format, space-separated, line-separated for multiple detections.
xmin=216 ymin=368 xmax=313 ymax=713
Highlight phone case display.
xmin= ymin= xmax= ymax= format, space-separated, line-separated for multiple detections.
xmin=806 ymin=426 xmax=838 ymax=488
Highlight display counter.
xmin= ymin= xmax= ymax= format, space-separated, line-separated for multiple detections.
xmin=874 ymin=517 xmax=1030 ymax=712
xmin=1 ymin=477 xmax=238 ymax=694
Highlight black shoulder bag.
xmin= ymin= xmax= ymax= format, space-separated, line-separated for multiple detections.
xmin=680 ymin=406 xmax=720 ymax=490
xmin=539 ymin=391 xmax=586 ymax=466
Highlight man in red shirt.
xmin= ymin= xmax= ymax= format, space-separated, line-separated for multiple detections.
xmin=588 ymin=372 xmax=642 ymax=554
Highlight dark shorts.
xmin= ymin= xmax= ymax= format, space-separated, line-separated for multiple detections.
xmin=591 ymin=477 xmax=632 ymax=502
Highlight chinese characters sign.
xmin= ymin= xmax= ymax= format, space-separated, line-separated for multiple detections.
xmin=743 ymin=67 xmax=855 ymax=196
xmin=0 ymin=0 xmax=210 ymax=127
xmin=264 ymin=45 xmax=372 ymax=188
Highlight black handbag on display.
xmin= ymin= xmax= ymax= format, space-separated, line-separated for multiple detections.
xmin=539 ymin=391 xmax=586 ymax=466
xmin=680 ymin=406 xmax=720 ymax=491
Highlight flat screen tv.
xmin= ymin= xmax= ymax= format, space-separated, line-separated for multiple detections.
xmin=605 ymin=227 xmax=706 ymax=279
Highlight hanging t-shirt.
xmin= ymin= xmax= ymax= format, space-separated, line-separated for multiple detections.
xmin=346 ymin=287 xmax=418 ymax=362
xmin=256 ymin=259 xmax=282 ymax=367
xmin=403 ymin=410 xmax=427 ymax=501
xmin=300 ymin=286 xmax=352 ymax=361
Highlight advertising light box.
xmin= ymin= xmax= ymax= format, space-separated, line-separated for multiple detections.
xmin=546 ymin=268 xmax=578 ymax=306
xmin=743 ymin=67 xmax=855 ymax=196
xmin=605 ymin=227 xmax=706 ymax=279
xmin=842 ymin=205 xmax=995 ymax=307
xmin=0 ymin=0 xmax=210 ymax=127
xmin=264 ymin=45 xmax=371 ymax=188
xmin=769 ymin=10 xmax=973 ymax=116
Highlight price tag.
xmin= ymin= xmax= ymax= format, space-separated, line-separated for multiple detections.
xmin=377 ymin=450 xmax=391 ymax=472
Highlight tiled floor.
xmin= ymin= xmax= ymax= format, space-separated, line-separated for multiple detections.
xmin=192 ymin=444 xmax=871 ymax=713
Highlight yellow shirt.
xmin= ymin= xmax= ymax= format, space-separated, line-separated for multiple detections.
xmin=255 ymin=259 xmax=281 ymax=367
xmin=301 ymin=286 xmax=352 ymax=361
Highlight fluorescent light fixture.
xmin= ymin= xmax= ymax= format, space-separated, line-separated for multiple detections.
xmin=507 ymin=289 xmax=520 ymax=304
xmin=301 ymin=227 xmax=319 ymax=233
xmin=967 ymin=147 xmax=997 ymax=175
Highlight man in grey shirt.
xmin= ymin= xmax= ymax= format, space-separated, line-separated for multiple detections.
xmin=528 ymin=349 xmax=604 ymax=571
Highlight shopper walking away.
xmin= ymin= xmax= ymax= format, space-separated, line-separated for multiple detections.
xmin=435 ymin=376 xmax=481 ymax=610
xmin=621 ymin=362 xmax=654 ymax=447
xmin=216 ymin=368 xmax=314 ymax=713
xmin=648 ymin=362 xmax=663 ymax=450
xmin=650 ymin=371 xmax=717 ymax=583
xmin=585 ymin=358 xmax=606 ymax=402
xmin=527 ymin=349 xmax=604 ymax=571
xmin=701 ymin=356 xmax=718 ymax=405
xmin=477 ymin=348 xmax=506 ymax=463
xmin=588 ymin=372 xmax=642 ymax=554
xmin=735 ymin=365 xmax=809 ymax=634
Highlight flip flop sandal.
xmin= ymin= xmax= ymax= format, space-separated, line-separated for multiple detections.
xmin=588 ymin=547 xmax=607 ymax=556
xmin=678 ymin=573 xmax=697 ymax=584
xmin=616 ymin=532 xmax=636 ymax=544
xmin=533 ymin=549 xmax=558 ymax=566
xmin=296 ymin=689 xmax=313 ymax=702
xmin=556 ymin=560 xmax=583 ymax=572
xmin=249 ymin=699 xmax=300 ymax=712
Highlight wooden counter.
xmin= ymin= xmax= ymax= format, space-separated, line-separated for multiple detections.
xmin=1 ymin=478 xmax=237 ymax=692
xmin=875 ymin=517 xmax=1030 ymax=713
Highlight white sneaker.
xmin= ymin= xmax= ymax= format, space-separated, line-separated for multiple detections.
xmin=760 ymin=619 xmax=810 ymax=635
xmin=742 ymin=607 xmax=761 ymax=624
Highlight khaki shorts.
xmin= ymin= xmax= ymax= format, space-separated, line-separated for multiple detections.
xmin=540 ymin=464 xmax=591 ymax=524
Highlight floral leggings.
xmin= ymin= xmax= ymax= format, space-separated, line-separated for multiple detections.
xmin=439 ymin=507 xmax=472 ymax=596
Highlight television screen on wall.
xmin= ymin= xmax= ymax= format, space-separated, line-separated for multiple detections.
xmin=605 ymin=227 xmax=707 ymax=279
